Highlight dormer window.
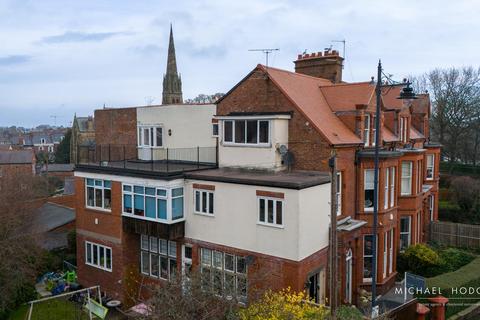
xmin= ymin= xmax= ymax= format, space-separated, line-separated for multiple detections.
xmin=399 ymin=117 xmax=408 ymax=143
xmin=363 ymin=114 xmax=370 ymax=146
xmin=223 ymin=120 xmax=270 ymax=146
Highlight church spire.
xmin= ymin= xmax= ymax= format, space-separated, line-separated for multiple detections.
xmin=162 ymin=24 xmax=183 ymax=105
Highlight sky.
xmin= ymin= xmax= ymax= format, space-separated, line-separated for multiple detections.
xmin=0 ymin=0 xmax=479 ymax=127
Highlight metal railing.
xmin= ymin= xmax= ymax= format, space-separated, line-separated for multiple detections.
xmin=76 ymin=144 xmax=217 ymax=173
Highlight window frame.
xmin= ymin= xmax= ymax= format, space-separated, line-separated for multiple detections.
xmin=336 ymin=171 xmax=342 ymax=216
xmin=429 ymin=195 xmax=434 ymax=221
xmin=390 ymin=167 xmax=395 ymax=207
xmin=137 ymin=126 xmax=163 ymax=148
xmin=85 ymin=178 xmax=112 ymax=212
xmin=194 ymin=189 xmax=214 ymax=216
xmin=140 ymin=235 xmax=177 ymax=281
xmin=85 ymin=241 xmax=112 ymax=272
xmin=389 ymin=229 xmax=394 ymax=275
xmin=364 ymin=114 xmax=371 ymax=146
xmin=222 ymin=119 xmax=270 ymax=147
xmin=122 ymin=184 xmax=184 ymax=222
xmin=401 ymin=161 xmax=413 ymax=196
xmin=364 ymin=169 xmax=375 ymax=212
xmin=212 ymin=123 xmax=219 ymax=137
xmin=363 ymin=234 xmax=377 ymax=282
xmin=257 ymin=196 xmax=284 ymax=228
xmin=426 ymin=154 xmax=435 ymax=180
xmin=383 ymin=232 xmax=387 ymax=279
xmin=384 ymin=168 xmax=389 ymax=210
xmin=400 ymin=216 xmax=411 ymax=251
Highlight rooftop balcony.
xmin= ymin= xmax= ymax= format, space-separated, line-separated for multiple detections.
xmin=75 ymin=144 xmax=217 ymax=178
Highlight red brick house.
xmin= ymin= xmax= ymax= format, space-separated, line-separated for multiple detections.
xmin=72 ymin=45 xmax=439 ymax=310
xmin=0 ymin=149 xmax=36 ymax=178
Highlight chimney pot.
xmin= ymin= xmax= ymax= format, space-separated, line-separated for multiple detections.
xmin=317 ymin=52 xmax=322 ymax=57
xmin=332 ymin=50 xmax=338 ymax=55
xmin=311 ymin=52 xmax=316 ymax=57
xmin=304 ymin=53 xmax=310 ymax=58
xmin=297 ymin=54 xmax=302 ymax=60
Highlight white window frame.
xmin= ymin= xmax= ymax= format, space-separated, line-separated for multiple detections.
xmin=426 ymin=154 xmax=435 ymax=180
xmin=384 ymin=168 xmax=389 ymax=210
xmin=85 ymin=241 xmax=112 ymax=272
xmin=390 ymin=167 xmax=395 ymax=207
xmin=140 ymin=235 xmax=177 ymax=281
xmin=389 ymin=229 xmax=394 ymax=274
xmin=336 ymin=171 xmax=342 ymax=216
xmin=372 ymin=116 xmax=377 ymax=146
xmin=429 ymin=195 xmax=434 ymax=221
xmin=85 ymin=178 xmax=112 ymax=211
xmin=212 ymin=123 xmax=219 ymax=137
xmin=363 ymin=234 xmax=377 ymax=282
xmin=137 ymin=126 xmax=163 ymax=148
xmin=417 ymin=212 xmax=422 ymax=243
xmin=401 ymin=161 xmax=413 ymax=196
xmin=222 ymin=119 xmax=270 ymax=146
xmin=417 ymin=160 xmax=422 ymax=194
xmin=364 ymin=114 xmax=371 ymax=146
xmin=400 ymin=216 xmax=411 ymax=251
xmin=200 ymin=248 xmax=247 ymax=303
xmin=257 ymin=197 xmax=284 ymax=227
xmin=122 ymin=184 xmax=184 ymax=222
xmin=364 ymin=169 xmax=375 ymax=212
xmin=194 ymin=189 xmax=214 ymax=215
xmin=383 ymin=232 xmax=388 ymax=279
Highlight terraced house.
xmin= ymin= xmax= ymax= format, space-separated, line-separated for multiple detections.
xmin=73 ymin=45 xmax=440 ymax=308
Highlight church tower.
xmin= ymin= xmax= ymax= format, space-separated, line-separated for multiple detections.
xmin=162 ymin=24 xmax=183 ymax=104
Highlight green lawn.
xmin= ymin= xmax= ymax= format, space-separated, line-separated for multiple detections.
xmin=9 ymin=298 xmax=90 ymax=320
xmin=426 ymin=256 xmax=480 ymax=318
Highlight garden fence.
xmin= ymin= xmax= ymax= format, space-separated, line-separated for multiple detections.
xmin=429 ymin=221 xmax=480 ymax=249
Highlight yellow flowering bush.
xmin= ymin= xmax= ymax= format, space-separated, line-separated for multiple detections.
xmin=239 ymin=287 xmax=329 ymax=320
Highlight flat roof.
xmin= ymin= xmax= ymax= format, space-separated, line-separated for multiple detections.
xmin=185 ymin=168 xmax=330 ymax=189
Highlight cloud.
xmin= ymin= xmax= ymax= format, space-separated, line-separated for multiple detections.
xmin=0 ymin=55 xmax=31 ymax=66
xmin=41 ymin=31 xmax=131 ymax=44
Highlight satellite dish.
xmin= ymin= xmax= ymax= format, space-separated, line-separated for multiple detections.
xmin=278 ymin=144 xmax=288 ymax=155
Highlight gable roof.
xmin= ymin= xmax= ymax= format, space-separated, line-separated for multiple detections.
xmin=0 ymin=149 xmax=34 ymax=164
xmin=320 ymin=82 xmax=376 ymax=112
xmin=259 ymin=65 xmax=363 ymax=146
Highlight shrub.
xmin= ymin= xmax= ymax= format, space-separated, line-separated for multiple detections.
xmin=336 ymin=305 xmax=364 ymax=320
xmin=238 ymin=288 xmax=329 ymax=320
xmin=401 ymin=244 xmax=440 ymax=276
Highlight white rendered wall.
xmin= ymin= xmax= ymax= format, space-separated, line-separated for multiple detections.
xmin=218 ymin=118 xmax=289 ymax=170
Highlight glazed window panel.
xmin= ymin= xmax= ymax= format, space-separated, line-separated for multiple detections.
xmin=140 ymin=235 xmax=176 ymax=281
xmin=364 ymin=169 xmax=375 ymax=211
xmin=194 ymin=189 xmax=214 ymax=215
xmin=85 ymin=241 xmax=112 ymax=272
xmin=200 ymin=247 xmax=248 ymax=303
xmin=363 ymin=235 xmax=376 ymax=282
xmin=400 ymin=216 xmax=411 ymax=251
xmin=258 ymin=197 xmax=284 ymax=227
xmin=336 ymin=172 xmax=342 ymax=216
xmin=401 ymin=161 xmax=413 ymax=196
xmin=85 ymin=179 xmax=111 ymax=211
xmin=426 ymin=154 xmax=435 ymax=180
xmin=223 ymin=119 xmax=270 ymax=146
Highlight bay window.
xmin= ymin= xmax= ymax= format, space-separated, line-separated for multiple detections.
xmin=389 ymin=229 xmax=394 ymax=274
xmin=401 ymin=161 xmax=413 ymax=196
xmin=426 ymin=154 xmax=435 ymax=180
xmin=429 ymin=195 xmax=434 ymax=221
xmin=383 ymin=232 xmax=387 ymax=279
xmin=86 ymin=179 xmax=111 ymax=210
xmin=223 ymin=120 xmax=270 ymax=146
xmin=123 ymin=184 xmax=184 ymax=222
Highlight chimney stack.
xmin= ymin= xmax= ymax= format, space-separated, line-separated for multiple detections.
xmin=294 ymin=49 xmax=344 ymax=83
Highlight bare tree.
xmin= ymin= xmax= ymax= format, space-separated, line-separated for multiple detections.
xmin=412 ymin=67 xmax=480 ymax=165
xmin=0 ymin=173 xmax=48 ymax=317
xmin=185 ymin=93 xmax=225 ymax=104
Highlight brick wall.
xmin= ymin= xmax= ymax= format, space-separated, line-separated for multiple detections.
xmin=94 ymin=108 xmax=137 ymax=159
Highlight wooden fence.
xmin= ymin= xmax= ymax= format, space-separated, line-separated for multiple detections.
xmin=429 ymin=221 xmax=480 ymax=248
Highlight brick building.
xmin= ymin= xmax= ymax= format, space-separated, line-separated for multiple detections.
xmin=0 ymin=149 xmax=36 ymax=178
xmin=73 ymin=47 xmax=439 ymax=310
xmin=70 ymin=115 xmax=95 ymax=164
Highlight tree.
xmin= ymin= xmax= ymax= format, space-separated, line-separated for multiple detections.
xmin=412 ymin=67 xmax=480 ymax=165
xmin=239 ymin=288 xmax=329 ymax=320
xmin=0 ymin=173 xmax=47 ymax=318
xmin=185 ymin=93 xmax=225 ymax=104
xmin=54 ymin=128 xmax=71 ymax=163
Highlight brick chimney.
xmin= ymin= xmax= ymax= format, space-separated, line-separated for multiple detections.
xmin=294 ymin=49 xmax=344 ymax=83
